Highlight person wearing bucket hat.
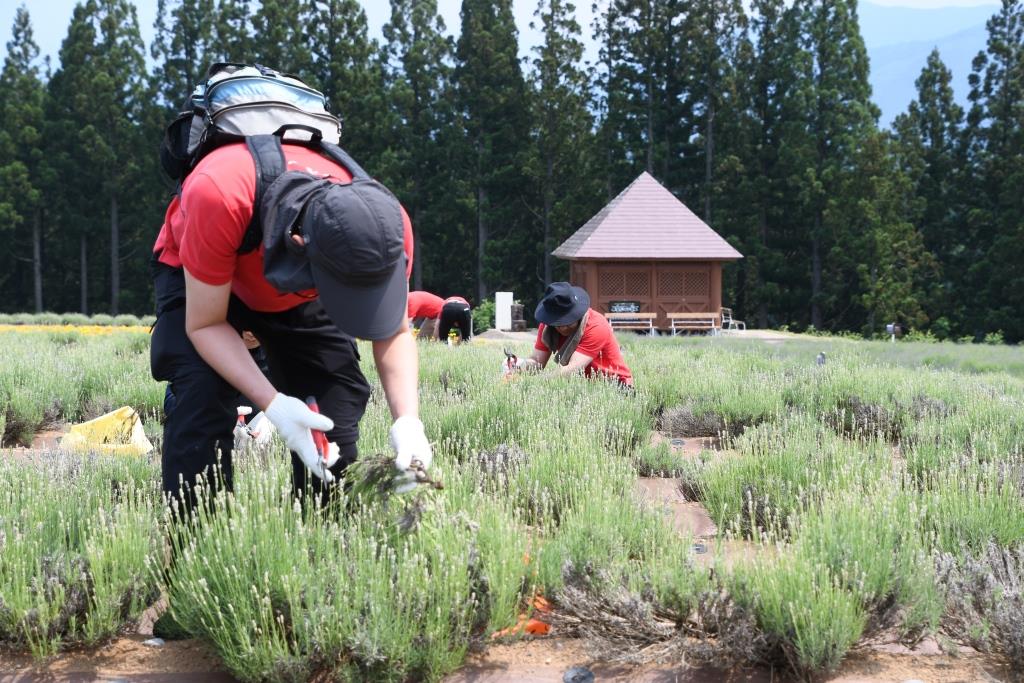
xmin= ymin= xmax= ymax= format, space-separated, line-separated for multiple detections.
xmin=150 ymin=130 xmax=430 ymax=514
xmin=509 ymin=282 xmax=633 ymax=386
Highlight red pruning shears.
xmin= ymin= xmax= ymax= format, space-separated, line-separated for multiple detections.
xmin=305 ymin=396 xmax=330 ymax=469
xmin=503 ymin=348 xmax=518 ymax=370
xmin=236 ymin=406 xmax=259 ymax=439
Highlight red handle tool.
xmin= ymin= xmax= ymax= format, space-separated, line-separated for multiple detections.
xmin=305 ymin=396 xmax=330 ymax=464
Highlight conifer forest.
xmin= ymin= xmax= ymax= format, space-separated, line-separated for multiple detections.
xmin=0 ymin=0 xmax=1022 ymax=340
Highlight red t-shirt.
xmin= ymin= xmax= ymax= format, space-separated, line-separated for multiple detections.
xmin=407 ymin=291 xmax=444 ymax=319
xmin=152 ymin=143 xmax=414 ymax=312
xmin=534 ymin=309 xmax=633 ymax=386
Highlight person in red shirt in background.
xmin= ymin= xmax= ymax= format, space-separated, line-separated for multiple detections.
xmin=407 ymin=290 xmax=444 ymax=340
xmin=510 ymin=282 xmax=633 ymax=387
xmin=407 ymin=291 xmax=473 ymax=342
xmin=150 ymin=139 xmax=431 ymax=516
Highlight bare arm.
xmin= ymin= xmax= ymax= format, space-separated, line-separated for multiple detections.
xmin=557 ymin=351 xmax=594 ymax=376
xmin=517 ymin=348 xmax=552 ymax=371
xmin=373 ymin=316 xmax=419 ymax=420
xmin=183 ymin=269 xmax=277 ymax=410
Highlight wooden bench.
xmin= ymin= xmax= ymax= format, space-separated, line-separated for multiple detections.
xmin=606 ymin=312 xmax=656 ymax=335
xmin=667 ymin=312 xmax=720 ymax=336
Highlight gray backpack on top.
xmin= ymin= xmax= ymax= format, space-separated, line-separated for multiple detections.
xmin=159 ymin=63 xmax=341 ymax=183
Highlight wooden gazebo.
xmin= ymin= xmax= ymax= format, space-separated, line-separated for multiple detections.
xmin=553 ymin=172 xmax=742 ymax=330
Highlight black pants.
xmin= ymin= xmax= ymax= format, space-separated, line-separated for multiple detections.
xmin=438 ymin=301 xmax=472 ymax=341
xmin=163 ymin=345 xmax=271 ymax=421
xmin=150 ymin=261 xmax=370 ymax=513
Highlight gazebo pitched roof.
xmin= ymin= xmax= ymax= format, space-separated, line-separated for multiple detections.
xmin=552 ymin=172 xmax=743 ymax=260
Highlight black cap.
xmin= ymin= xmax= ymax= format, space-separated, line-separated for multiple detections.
xmin=535 ymin=282 xmax=590 ymax=327
xmin=303 ymin=179 xmax=408 ymax=340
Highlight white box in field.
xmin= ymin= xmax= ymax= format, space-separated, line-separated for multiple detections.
xmin=495 ymin=292 xmax=513 ymax=331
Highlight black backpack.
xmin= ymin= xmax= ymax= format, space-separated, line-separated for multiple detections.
xmin=244 ymin=127 xmax=404 ymax=291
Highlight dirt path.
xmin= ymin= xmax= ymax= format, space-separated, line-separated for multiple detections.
xmin=2 ymin=633 xmax=1005 ymax=683
xmin=443 ymin=634 xmax=1008 ymax=682
xmin=0 ymin=638 xmax=235 ymax=682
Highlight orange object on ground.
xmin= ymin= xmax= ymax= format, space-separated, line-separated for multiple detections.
xmin=523 ymin=618 xmax=550 ymax=635
xmin=490 ymin=592 xmax=552 ymax=639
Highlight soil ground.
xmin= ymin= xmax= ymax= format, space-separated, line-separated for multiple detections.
xmin=0 ymin=638 xmax=233 ymax=682
xmin=3 ymin=632 xmax=1004 ymax=683
xmin=444 ymin=635 xmax=1009 ymax=682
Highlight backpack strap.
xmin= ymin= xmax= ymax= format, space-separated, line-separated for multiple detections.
xmin=318 ymin=141 xmax=371 ymax=182
xmin=239 ymin=134 xmax=287 ymax=254
xmin=238 ymin=127 xmax=377 ymax=255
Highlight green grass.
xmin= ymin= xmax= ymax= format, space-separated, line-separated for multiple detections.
xmin=0 ymin=329 xmax=1022 ymax=679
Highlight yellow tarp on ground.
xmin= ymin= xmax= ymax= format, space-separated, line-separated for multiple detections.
xmin=60 ymin=406 xmax=153 ymax=456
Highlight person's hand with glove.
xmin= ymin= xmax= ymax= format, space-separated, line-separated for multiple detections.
xmin=264 ymin=393 xmax=341 ymax=483
xmin=502 ymin=357 xmax=539 ymax=375
xmin=389 ymin=415 xmax=432 ymax=493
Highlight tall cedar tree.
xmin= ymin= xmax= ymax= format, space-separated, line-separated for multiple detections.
xmin=304 ymin=0 xmax=387 ymax=167
xmin=379 ymin=0 xmax=458 ymax=292
xmin=151 ymin=0 xmax=215 ymax=111
xmin=590 ymin=2 xmax=629 ymax=200
xmin=965 ymin=0 xmax=1024 ymax=341
xmin=46 ymin=0 xmax=147 ymax=315
xmin=455 ymin=0 xmax=532 ymax=303
xmin=0 ymin=5 xmax=47 ymax=312
xmin=840 ymin=130 xmax=937 ymax=333
xmin=593 ymin=1 xmax=684 ymax=197
xmin=892 ymin=49 xmax=967 ymax=337
xmin=684 ymin=0 xmax=747 ymax=225
xmin=793 ymin=0 xmax=877 ymax=330
xmin=528 ymin=0 xmax=601 ymax=284
xmin=210 ymin=0 xmax=254 ymax=62
xmin=726 ymin=0 xmax=811 ymax=328
xmin=250 ymin=0 xmax=310 ymax=74
xmin=687 ymin=0 xmax=750 ymax=319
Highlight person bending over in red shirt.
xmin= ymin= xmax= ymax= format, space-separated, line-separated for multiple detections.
xmin=510 ymin=282 xmax=633 ymax=387
xmin=407 ymin=291 xmax=473 ymax=342
xmin=151 ymin=139 xmax=430 ymax=515
xmin=407 ymin=290 xmax=443 ymax=340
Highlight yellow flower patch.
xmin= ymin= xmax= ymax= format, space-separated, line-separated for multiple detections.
xmin=0 ymin=324 xmax=150 ymax=335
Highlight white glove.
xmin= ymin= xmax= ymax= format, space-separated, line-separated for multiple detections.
xmin=389 ymin=416 xmax=432 ymax=493
xmin=265 ymin=393 xmax=340 ymax=483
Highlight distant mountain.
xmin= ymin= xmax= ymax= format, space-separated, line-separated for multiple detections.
xmin=859 ymin=1 xmax=997 ymax=126
xmin=858 ymin=1 xmax=997 ymax=48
